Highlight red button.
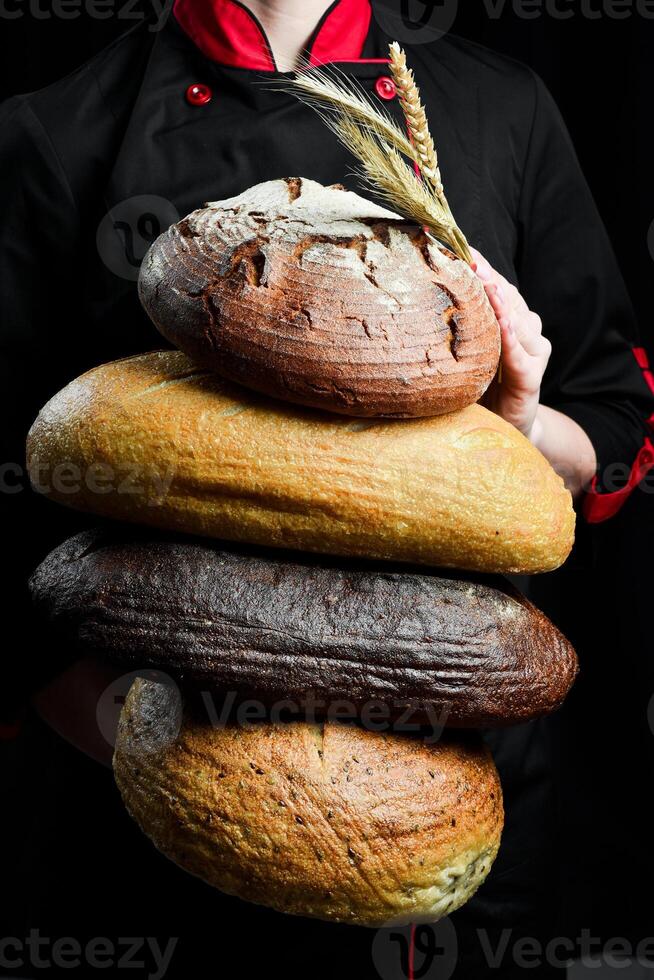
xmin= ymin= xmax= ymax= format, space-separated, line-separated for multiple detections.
xmin=375 ymin=76 xmax=397 ymax=100
xmin=186 ymin=83 xmax=212 ymax=106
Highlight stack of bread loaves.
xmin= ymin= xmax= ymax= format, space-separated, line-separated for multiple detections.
xmin=28 ymin=178 xmax=577 ymax=928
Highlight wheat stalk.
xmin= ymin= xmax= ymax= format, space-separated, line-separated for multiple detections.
xmin=289 ymin=69 xmax=417 ymax=162
xmin=282 ymin=45 xmax=472 ymax=263
xmin=387 ymin=42 xmax=472 ymax=261
xmin=334 ymin=118 xmax=462 ymax=248
xmin=388 ymin=41 xmax=443 ymax=197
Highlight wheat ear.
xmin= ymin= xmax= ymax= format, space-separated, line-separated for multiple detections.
xmin=288 ymin=69 xmax=417 ymax=162
xmin=388 ymin=42 xmax=443 ymax=197
xmin=387 ymin=42 xmax=471 ymax=261
xmin=333 ymin=118 xmax=464 ymax=249
xmin=282 ymin=46 xmax=472 ymax=263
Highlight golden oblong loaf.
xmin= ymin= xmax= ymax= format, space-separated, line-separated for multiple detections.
xmin=114 ymin=678 xmax=504 ymax=926
xmin=26 ymin=350 xmax=575 ymax=574
xmin=138 ymin=178 xmax=500 ymax=417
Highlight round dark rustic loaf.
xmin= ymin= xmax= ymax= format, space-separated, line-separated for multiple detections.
xmin=138 ymin=178 xmax=500 ymax=418
xmin=30 ymin=529 xmax=578 ymax=728
xmin=114 ymin=677 xmax=504 ymax=926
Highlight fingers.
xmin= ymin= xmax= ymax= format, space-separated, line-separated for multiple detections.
xmin=471 ymin=249 xmax=551 ymax=437
xmin=498 ymin=317 xmax=551 ymax=393
xmin=470 ymin=248 xmax=547 ymax=359
xmin=494 ymin=294 xmax=544 ymax=357
xmin=471 ymin=249 xmax=528 ymax=317
xmin=32 ymin=656 xmax=126 ymax=767
xmin=498 ymin=319 xmax=538 ymax=395
xmin=498 ymin=318 xmax=531 ymax=383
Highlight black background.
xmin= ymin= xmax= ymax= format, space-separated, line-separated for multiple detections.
xmin=2 ymin=3 xmax=654 ymax=975
xmin=1 ymin=0 xmax=653 ymax=349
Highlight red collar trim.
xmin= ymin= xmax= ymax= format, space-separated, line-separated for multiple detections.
xmin=307 ymin=0 xmax=372 ymax=66
xmin=173 ymin=0 xmax=372 ymax=71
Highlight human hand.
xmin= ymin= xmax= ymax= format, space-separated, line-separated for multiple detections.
xmin=470 ymin=247 xmax=552 ymax=441
xmin=32 ymin=657 xmax=129 ymax=767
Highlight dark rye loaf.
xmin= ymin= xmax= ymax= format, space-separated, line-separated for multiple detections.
xmin=138 ymin=178 xmax=500 ymax=418
xmin=30 ymin=529 xmax=578 ymax=728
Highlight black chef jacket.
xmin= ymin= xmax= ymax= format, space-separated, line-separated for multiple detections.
xmin=2 ymin=1 xmax=654 ymax=976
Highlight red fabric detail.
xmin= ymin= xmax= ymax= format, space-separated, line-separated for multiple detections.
xmin=174 ymin=0 xmax=276 ymax=71
xmin=632 ymin=346 xmax=654 ymax=394
xmin=375 ymin=76 xmax=397 ymax=100
xmin=309 ymin=0 xmax=372 ymax=66
xmin=185 ymin=83 xmax=213 ymax=106
xmin=174 ymin=0 xmax=372 ymax=71
xmin=633 ymin=346 xmax=650 ymax=370
xmin=583 ymin=437 xmax=654 ymax=523
xmin=642 ymin=370 xmax=654 ymax=396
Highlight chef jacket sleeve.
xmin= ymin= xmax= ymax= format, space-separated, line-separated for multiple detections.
xmin=0 ymin=94 xmax=85 ymax=718
xmin=0 ymin=93 xmax=83 ymax=462
xmin=515 ymin=71 xmax=653 ymax=496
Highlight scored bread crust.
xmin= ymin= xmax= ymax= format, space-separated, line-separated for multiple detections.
xmin=26 ymin=350 xmax=575 ymax=574
xmin=113 ymin=678 xmax=504 ymax=926
xmin=138 ymin=178 xmax=500 ymax=418
xmin=32 ymin=529 xmax=578 ymax=727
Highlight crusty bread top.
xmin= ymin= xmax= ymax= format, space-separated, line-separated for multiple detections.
xmin=27 ymin=351 xmax=575 ymax=574
xmin=114 ymin=678 xmax=503 ymax=926
xmin=138 ymin=178 xmax=500 ymax=418
xmin=33 ymin=528 xmax=578 ymax=727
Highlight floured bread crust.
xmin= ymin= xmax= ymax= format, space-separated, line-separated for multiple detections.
xmin=138 ymin=178 xmax=500 ymax=417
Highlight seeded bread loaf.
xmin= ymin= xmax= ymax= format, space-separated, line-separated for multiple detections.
xmin=138 ymin=178 xmax=500 ymax=418
xmin=113 ymin=678 xmax=503 ymax=926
